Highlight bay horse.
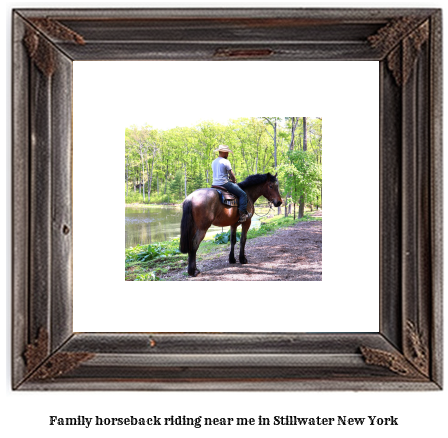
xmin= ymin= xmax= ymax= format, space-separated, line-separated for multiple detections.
xmin=180 ymin=172 xmax=283 ymax=277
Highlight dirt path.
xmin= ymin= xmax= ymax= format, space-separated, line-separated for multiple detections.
xmin=161 ymin=218 xmax=322 ymax=281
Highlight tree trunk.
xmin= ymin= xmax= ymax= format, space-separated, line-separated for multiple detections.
xmin=164 ymin=160 xmax=168 ymax=195
xmin=273 ymin=119 xmax=277 ymax=168
xmin=303 ymin=117 xmax=307 ymax=151
xmin=184 ymin=164 xmax=187 ymax=199
xmin=125 ymin=159 xmax=129 ymax=197
xmin=298 ymin=195 xmax=305 ymax=218
xmin=298 ymin=117 xmax=308 ymax=218
xmin=140 ymin=153 xmax=145 ymax=202
xmin=148 ymin=148 xmax=156 ymax=202
xmin=286 ymin=117 xmax=299 ymax=215
xmin=146 ymin=160 xmax=150 ymax=202
xmin=240 ymin=143 xmax=251 ymax=175
xmin=289 ymin=117 xmax=299 ymax=150
xmin=272 ymin=119 xmax=281 ymax=216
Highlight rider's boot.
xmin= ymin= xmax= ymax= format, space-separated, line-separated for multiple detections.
xmin=238 ymin=211 xmax=251 ymax=223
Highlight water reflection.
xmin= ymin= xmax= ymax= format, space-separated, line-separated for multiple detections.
xmin=125 ymin=205 xmax=263 ymax=248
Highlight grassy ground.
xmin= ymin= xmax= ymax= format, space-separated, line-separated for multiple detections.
xmin=125 ymin=211 xmax=322 ymax=281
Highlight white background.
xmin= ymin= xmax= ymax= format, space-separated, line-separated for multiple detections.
xmin=73 ymin=60 xmax=379 ymax=332
xmin=3 ymin=1 xmax=446 ymax=438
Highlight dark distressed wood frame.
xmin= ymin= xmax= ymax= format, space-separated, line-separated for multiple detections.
xmin=12 ymin=8 xmax=442 ymax=390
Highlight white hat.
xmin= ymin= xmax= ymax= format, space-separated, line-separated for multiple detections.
xmin=214 ymin=144 xmax=233 ymax=153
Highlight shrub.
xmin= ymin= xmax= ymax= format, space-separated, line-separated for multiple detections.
xmin=213 ymin=230 xmax=241 ymax=244
xmin=126 ymin=243 xmax=180 ymax=264
xmin=134 ymin=271 xmax=161 ymax=281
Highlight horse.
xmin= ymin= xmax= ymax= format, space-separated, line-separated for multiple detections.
xmin=179 ymin=172 xmax=283 ymax=277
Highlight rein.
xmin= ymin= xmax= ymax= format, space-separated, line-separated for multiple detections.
xmin=253 ymin=201 xmax=274 ymax=218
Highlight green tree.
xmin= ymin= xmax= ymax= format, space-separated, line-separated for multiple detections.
xmin=278 ymin=150 xmax=322 ymax=219
xmin=125 ymin=117 xmax=321 ymax=208
xmin=170 ymin=170 xmax=184 ymax=201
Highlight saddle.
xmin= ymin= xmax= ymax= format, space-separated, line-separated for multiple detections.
xmin=211 ymin=185 xmax=238 ymax=207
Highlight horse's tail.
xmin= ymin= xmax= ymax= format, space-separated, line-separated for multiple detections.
xmin=180 ymin=198 xmax=195 ymax=253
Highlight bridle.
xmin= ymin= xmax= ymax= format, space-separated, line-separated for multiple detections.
xmin=253 ymin=180 xmax=280 ymax=218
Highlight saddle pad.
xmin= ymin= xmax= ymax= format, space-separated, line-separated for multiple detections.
xmin=213 ymin=189 xmax=238 ymax=207
xmin=211 ymin=185 xmax=237 ymax=199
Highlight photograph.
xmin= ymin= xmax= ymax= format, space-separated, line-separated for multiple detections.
xmin=124 ymin=117 xmax=322 ymax=281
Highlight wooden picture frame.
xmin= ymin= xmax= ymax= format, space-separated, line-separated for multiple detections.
xmin=12 ymin=8 xmax=442 ymax=390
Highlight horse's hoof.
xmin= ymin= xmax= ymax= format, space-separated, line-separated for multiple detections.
xmin=239 ymin=257 xmax=248 ymax=264
xmin=191 ymin=269 xmax=201 ymax=277
xmin=229 ymin=256 xmax=236 ymax=264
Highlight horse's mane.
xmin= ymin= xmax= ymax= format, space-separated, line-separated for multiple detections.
xmin=237 ymin=173 xmax=277 ymax=190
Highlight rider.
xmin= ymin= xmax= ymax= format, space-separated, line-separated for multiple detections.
xmin=212 ymin=145 xmax=250 ymax=222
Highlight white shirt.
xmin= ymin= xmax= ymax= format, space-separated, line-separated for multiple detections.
xmin=212 ymin=157 xmax=232 ymax=185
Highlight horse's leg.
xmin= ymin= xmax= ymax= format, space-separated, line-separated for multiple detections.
xmin=239 ymin=220 xmax=251 ymax=264
xmin=188 ymin=228 xmax=207 ymax=277
xmin=181 ymin=190 xmax=220 ymax=277
xmin=229 ymin=224 xmax=238 ymax=264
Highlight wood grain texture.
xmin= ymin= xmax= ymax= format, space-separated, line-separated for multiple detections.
xmin=12 ymin=7 xmax=442 ymax=391
xmin=12 ymin=12 xmax=30 ymax=388
xmin=28 ymin=49 xmax=52 ymax=349
xmin=379 ymin=59 xmax=402 ymax=350
xmin=429 ymin=10 xmax=443 ymax=388
xmin=50 ymin=49 xmax=73 ymax=350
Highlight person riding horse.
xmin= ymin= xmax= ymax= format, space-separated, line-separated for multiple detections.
xmin=212 ymin=145 xmax=251 ymax=222
xmin=181 ymin=159 xmax=283 ymax=276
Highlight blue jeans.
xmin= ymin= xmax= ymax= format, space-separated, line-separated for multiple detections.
xmin=222 ymin=181 xmax=248 ymax=213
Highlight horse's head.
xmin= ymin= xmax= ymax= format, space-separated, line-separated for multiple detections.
xmin=264 ymin=173 xmax=283 ymax=207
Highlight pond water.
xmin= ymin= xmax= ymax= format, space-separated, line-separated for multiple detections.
xmin=125 ymin=205 xmax=265 ymax=248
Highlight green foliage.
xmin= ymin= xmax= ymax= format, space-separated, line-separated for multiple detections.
xmin=169 ymin=170 xmax=184 ymax=199
xmin=126 ymin=243 xmax=180 ymax=265
xmin=125 ymin=236 xmax=221 ymax=281
xmin=213 ymin=230 xmax=241 ymax=245
xmin=148 ymin=193 xmax=172 ymax=204
xmin=125 ymin=191 xmax=142 ymax=204
xmin=135 ymin=245 xmax=163 ymax=262
xmin=125 ymin=238 xmax=186 ymax=281
xmin=246 ymin=221 xmax=277 ymax=239
xmin=278 ymin=150 xmax=322 ymax=204
xmin=134 ymin=271 xmax=161 ymax=281
xmin=126 ymin=192 xmax=174 ymax=205
xmin=188 ymin=171 xmax=206 ymax=194
xmin=125 ymin=117 xmax=322 ymax=208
